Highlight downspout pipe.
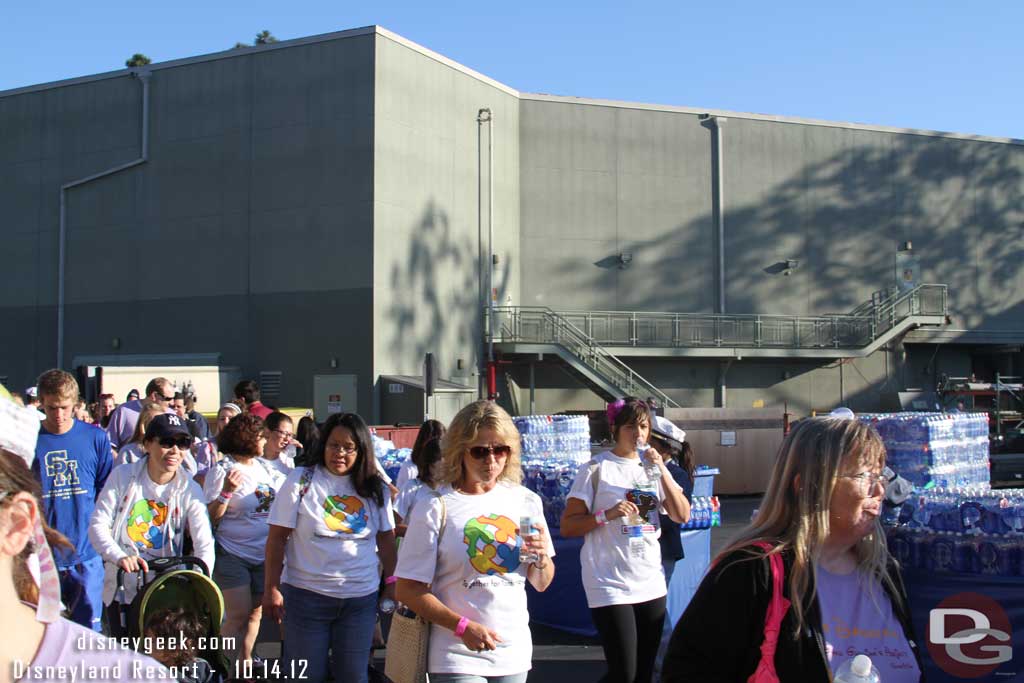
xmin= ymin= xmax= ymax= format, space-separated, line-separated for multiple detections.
xmin=57 ymin=69 xmax=151 ymax=368
xmin=477 ymin=107 xmax=496 ymax=398
xmin=700 ymin=114 xmax=727 ymax=314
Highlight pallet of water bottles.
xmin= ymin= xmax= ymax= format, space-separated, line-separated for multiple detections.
xmin=858 ymin=412 xmax=990 ymax=488
xmin=515 ymin=414 xmax=593 ymax=532
xmin=886 ymin=486 xmax=1024 ymax=577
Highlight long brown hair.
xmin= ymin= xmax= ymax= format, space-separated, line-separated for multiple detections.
xmin=0 ymin=451 xmax=73 ymax=604
xmin=717 ymin=417 xmax=893 ymax=637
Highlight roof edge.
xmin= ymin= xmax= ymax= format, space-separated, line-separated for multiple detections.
xmin=520 ymin=93 xmax=1024 ymax=146
xmin=0 ymin=25 xmax=379 ymax=99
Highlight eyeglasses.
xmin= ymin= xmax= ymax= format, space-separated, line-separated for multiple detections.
xmin=468 ymin=445 xmax=512 ymax=460
xmin=158 ymin=394 xmax=174 ymax=402
xmin=326 ymin=443 xmax=359 ymax=454
xmin=841 ymin=472 xmax=887 ymax=495
xmin=158 ymin=435 xmax=192 ymax=450
xmin=272 ymin=429 xmax=294 ymax=440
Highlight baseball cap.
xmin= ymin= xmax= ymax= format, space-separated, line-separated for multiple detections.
xmin=144 ymin=413 xmax=191 ymax=441
xmin=127 ymin=389 xmax=140 ymax=401
xmin=24 ymin=387 xmax=38 ymax=398
xmin=650 ymin=415 xmax=686 ymax=447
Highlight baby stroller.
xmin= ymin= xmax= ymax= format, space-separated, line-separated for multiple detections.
xmin=111 ymin=556 xmax=230 ymax=680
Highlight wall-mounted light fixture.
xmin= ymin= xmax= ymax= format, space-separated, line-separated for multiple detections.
xmin=111 ymin=337 xmax=121 ymax=350
xmin=617 ymin=252 xmax=633 ymax=269
xmin=330 ymin=357 xmax=338 ymax=369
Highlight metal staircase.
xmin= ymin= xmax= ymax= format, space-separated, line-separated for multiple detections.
xmin=491 ymin=284 xmax=947 ymax=401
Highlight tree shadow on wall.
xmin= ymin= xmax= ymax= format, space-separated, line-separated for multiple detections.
xmin=385 ymin=199 xmax=511 ymax=378
xmin=570 ymin=132 xmax=1023 ymax=329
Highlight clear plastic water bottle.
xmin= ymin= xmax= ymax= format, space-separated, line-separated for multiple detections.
xmin=834 ymin=654 xmax=880 ymax=683
xmin=519 ymin=516 xmax=540 ymax=564
xmin=637 ymin=438 xmax=660 ymax=483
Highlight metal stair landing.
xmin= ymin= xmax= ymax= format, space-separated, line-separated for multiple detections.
xmin=490 ymin=284 xmax=948 ymax=399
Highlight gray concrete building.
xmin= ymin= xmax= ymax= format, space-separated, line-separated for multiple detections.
xmin=2 ymin=25 xmax=1023 ymax=421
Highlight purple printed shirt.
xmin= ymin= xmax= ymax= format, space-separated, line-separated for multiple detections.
xmin=816 ymin=564 xmax=921 ymax=682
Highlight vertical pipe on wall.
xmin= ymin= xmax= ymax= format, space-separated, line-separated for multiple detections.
xmin=701 ymin=114 xmax=728 ymax=315
xmin=476 ymin=108 xmax=491 ymax=397
xmin=57 ymin=70 xmax=151 ymax=368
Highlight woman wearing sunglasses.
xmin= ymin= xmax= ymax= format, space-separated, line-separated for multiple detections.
xmin=89 ymin=413 xmax=215 ymax=617
xmin=396 ymin=400 xmax=555 ymax=683
xmin=263 ymin=412 xmax=397 ymax=683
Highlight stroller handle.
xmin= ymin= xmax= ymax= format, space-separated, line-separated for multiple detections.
xmin=115 ymin=555 xmax=211 ymax=587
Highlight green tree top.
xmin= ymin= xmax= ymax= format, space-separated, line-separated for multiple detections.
xmin=125 ymin=53 xmax=152 ymax=67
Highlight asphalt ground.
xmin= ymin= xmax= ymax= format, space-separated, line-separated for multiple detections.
xmin=368 ymin=494 xmax=763 ymax=683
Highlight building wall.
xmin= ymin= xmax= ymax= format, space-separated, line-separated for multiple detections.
xmin=372 ymin=34 xmax=520 ymax=401
xmin=519 ymin=98 xmax=1024 ymax=329
xmin=0 ymin=33 xmax=379 ymax=414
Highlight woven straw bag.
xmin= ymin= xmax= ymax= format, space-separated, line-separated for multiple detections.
xmin=385 ymin=493 xmax=447 ymax=683
xmin=385 ymin=610 xmax=430 ymax=683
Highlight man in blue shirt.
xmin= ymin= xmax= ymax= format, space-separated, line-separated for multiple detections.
xmin=32 ymin=369 xmax=112 ymax=631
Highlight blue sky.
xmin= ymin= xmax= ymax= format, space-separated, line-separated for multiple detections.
xmin=3 ymin=1 xmax=1021 ymax=140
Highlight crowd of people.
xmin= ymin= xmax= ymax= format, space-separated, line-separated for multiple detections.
xmin=0 ymin=369 xmax=923 ymax=683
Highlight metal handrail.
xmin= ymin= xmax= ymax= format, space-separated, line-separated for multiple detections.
xmin=492 ymin=307 xmax=678 ymax=407
xmin=494 ymin=284 xmax=946 ymax=351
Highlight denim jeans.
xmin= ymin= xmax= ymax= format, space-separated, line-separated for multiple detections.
xmin=429 ymin=673 xmax=528 ymax=683
xmin=281 ymin=583 xmax=378 ymax=683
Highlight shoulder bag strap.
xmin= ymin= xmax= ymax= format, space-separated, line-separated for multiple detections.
xmin=746 ymin=541 xmax=792 ymax=683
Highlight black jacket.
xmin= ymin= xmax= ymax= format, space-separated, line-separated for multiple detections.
xmin=661 ymin=547 xmax=924 ymax=682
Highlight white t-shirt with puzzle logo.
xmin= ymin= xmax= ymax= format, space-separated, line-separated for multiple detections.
xmin=568 ymin=450 xmax=675 ymax=608
xmin=268 ymin=466 xmax=395 ymax=599
xmin=395 ymin=482 xmax=554 ymax=676
xmin=203 ymin=456 xmax=287 ymax=562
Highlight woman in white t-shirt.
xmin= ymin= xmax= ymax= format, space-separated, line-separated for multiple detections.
xmin=260 ymin=411 xmax=296 ymax=478
xmin=203 ymin=412 xmax=285 ymax=669
xmin=396 ymin=419 xmax=446 ymax=491
xmin=394 ymin=436 xmax=443 ymax=537
xmin=396 ymin=400 xmax=555 ymax=683
xmin=263 ymin=412 xmax=398 ymax=683
xmin=561 ymin=398 xmax=689 ymax=683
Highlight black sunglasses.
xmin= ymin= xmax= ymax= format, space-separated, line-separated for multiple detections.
xmin=159 ymin=435 xmax=192 ymax=449
xmin=468 ymin=445 xmax=512 ymax=460
xmin=159 ymin=394 xmax=174 ymax=402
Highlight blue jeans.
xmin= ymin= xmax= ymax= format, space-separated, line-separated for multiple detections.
xmin=60 ymin=555 xmax=104 ymax=632
xmin=281 ymin=583 xmax=378 ymax=683
xmin=429 ymin=674 xmax=528 ymax=683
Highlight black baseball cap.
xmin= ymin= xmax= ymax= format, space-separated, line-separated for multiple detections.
xmin=144 ymin=413 xmax=191 ymax=441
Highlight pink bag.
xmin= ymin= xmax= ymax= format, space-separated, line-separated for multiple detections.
xmin=746 ymin=541 xmax=791 ymax=683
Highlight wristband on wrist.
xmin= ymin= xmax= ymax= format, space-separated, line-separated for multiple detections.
xmin=217 ymin=491 xmax=233 ymax=503
xmin=384 ymin=575 xmax=398 ymax=585
xmin=595 ymin=510 xmax=608 ymax=526
xmin=454 ymin=616 xmax=470 ymax=637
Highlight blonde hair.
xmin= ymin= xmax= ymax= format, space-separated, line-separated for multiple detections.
xmin=437 ymin=400 xmax=522 ymax=488
xmin=718 ymin=417 xmax=893 ymax=637
xmin=128 ymin=402 xmax=165 ymax=445
xmin=35 ymin=369 xmax=78 ymax=401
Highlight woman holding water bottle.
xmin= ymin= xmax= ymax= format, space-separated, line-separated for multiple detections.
xmin=560 ymin=397 xmax=689 ymax=683
xmin=395 ymin=400 xmax=554 ymax=683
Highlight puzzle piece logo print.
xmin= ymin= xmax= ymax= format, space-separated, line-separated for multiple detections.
xmin=463 ymin=513 xmax=521 ymax=575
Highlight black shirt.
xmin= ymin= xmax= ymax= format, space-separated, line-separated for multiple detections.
xmin=658 ymin=461 xmax=694 ymax=561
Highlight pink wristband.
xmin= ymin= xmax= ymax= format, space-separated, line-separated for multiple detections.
xmin=384 ymin=575 xmax=398 ymax=585
xmin=454 ymin=616 xmax=469 ymax=637
xmin=595 ymin=510 xmax=608 ymax=526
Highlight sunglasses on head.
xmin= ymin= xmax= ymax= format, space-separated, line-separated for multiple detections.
xmin=468 ymin=444 xmax=512 ymax=460
xmin=159 ymin=435 xmax=192 ymax=449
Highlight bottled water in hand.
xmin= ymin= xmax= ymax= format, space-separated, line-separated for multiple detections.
xmin=834 ymin=654 xmax=880 ymax=683
xmin=519 ymin=516 xmax=540 ymax=564
xmin=637 ymin=438 xmax=661 ymax=483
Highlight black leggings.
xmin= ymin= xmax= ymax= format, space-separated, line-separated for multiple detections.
xmin=590 ymin=596 xmax=667 ymax=683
